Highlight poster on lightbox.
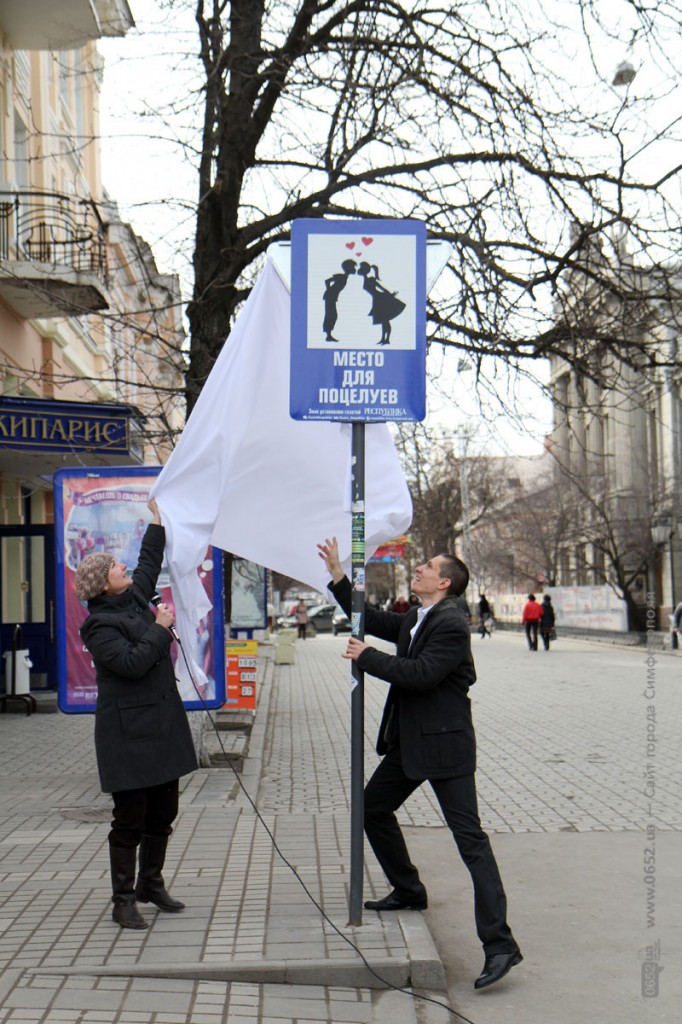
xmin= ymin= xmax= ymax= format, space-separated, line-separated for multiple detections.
xmin=53 ymin=466 xmax=225 ymax=713
xmin=230 ymin=558 xmax=267 ymax=632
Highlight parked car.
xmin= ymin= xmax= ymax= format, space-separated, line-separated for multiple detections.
xmin=332 ymin=609 xmax=352 ymax=635
xmin=306 ymin=604 xmax=337 ymax=634
xmin=276 ymin=613 xmax=297 ymax=630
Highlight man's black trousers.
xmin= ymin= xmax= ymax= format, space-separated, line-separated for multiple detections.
xmin=525 ymin=621 xmax=539 ymax=650
xmin=364 ymin=746 xmax=518 ymax=955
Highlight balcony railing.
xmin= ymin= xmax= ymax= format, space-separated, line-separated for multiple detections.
xmin=0 ymin=190 xmax=108 ymax=282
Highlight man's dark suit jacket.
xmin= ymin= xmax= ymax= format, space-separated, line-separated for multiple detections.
xmin=330 ymin=577 xmax=477 ymax=781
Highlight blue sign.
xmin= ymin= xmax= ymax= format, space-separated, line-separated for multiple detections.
xmin=0 ymin=395 xmax=133 ymax=454
xmin=290 ymin=219 xmax=426 ymax=422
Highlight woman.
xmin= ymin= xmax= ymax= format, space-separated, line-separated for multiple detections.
xmin=539 ymin=594 xmax=556 ymax=651
xmin=357 ymin=262 xmax=406 ymax=345
xmin=295 ymin=598 xmax=309 ymax=639
xmin=76 ymin=499 xmax=197 ymax=929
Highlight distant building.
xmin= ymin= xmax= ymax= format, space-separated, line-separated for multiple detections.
xmin=546 ymin=233 xmax=681 ymax=630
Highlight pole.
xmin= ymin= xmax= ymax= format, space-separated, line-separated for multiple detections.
xmin=670 ymin=538 xmax=678 ymax=650
xmin=349 ymin=421 xmax=366 ymax=925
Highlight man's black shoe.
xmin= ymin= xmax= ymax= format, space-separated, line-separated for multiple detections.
xmin=474 ymin=950 xmax=523 ymax=990
xmin=364 ymin=891 xmax=428 ymax=912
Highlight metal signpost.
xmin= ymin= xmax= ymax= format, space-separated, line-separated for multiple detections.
xmin=290 ymin=218 xmax=427 ymax=925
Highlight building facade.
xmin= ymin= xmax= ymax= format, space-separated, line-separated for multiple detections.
xmin=1 ymin=3 xmax=186 ymax=688
xmin=546 ymin=240 xmax=682 ymax=632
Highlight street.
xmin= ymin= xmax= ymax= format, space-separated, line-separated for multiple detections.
xmin=0 ymin=628 xmax=680 ymax=1023
xmin=259 ymin=629 xmax=682 ymax=1022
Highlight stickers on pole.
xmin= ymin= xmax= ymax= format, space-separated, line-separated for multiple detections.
xmin=290 ymin=219 xmax=427 ymax=422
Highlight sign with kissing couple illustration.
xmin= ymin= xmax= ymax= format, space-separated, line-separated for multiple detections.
xmin=290 ymin=219 xmax=426 ymax=422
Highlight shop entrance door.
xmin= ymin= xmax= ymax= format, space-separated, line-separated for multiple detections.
xmin=0 ymin=526 xmax=56 ymax=689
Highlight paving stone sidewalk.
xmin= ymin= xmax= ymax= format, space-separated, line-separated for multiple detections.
xmin=2 ymin=629 xmax=680 ymax=1023
xmin=0 ymin=643 xmax=449 ymax=1024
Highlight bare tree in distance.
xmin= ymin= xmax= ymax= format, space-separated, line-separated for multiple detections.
xmin=394 ymin=422 xmax=507 ymax=573
xmin=465 ymin=476 xmax=573 ymax=596
xmin=167 ymin=0 xmax=682 ymax=411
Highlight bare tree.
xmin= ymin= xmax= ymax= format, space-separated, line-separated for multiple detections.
xmin=466 ymin=478 xmax=575 ymax=595
xmin=179 ymin=0 xmax=682 ymax=411
xmin=394 ymin=423 xmax=506 ymax=570
xmin=544 ymin=450 xmax=658 ymax=630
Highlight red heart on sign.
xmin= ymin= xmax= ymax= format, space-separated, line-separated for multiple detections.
xmin=345 ymin=242 xmax=355 ymax=250
xmin=361 ymin=237 xmax=374 ymax=246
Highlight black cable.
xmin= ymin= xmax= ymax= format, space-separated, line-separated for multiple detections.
xmin=173 ymin=629 xmax=479 ymax=1024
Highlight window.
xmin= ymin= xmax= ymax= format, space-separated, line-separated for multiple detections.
xmin=58 ymin=52 xmax=71 ymax=110
xmin=73 ymin=49 xmax=86 ymax=170
xmin=13 ymin=112 xmax=29 ymax=189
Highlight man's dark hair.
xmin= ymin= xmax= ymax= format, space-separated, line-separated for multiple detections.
xmin=437 ymin=553 xmax=469 ymax=597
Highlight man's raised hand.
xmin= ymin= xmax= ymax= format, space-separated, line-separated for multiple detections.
xmin=317 ymin=536 xmax=344 ymax=583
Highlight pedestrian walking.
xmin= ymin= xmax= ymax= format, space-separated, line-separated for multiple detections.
xmin=76 ymin=500 xmax=197 ymax=930
xmin=539 ymin=595 xmax=556 ymax=651
xmin=317 ymin=537 xmax=522 ymax=991
xmin=478 ymin=594 xmax=493 ymax=638
xmin=294 ymin=598 xmax=309 ymax=639
xmin=522 ymin=594 xmax=543 ymax=651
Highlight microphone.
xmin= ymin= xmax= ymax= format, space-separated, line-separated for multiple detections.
xmin=151 ymin=592 xmax=181 ymax=643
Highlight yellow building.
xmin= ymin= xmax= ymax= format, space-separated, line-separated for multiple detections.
xmin=0 ymin=2 xmax=186 ymax=690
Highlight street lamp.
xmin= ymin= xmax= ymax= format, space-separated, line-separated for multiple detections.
xmin=613 ymin=30 xmax=639 ymax=87
xmin=651 ymin=518 xmax=676 ymax=648
xmin=612 ymin=61 xmax=637 ymax=86
xmin=651 ymin=519 xmax=671 ymax=548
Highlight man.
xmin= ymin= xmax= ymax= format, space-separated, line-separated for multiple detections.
xmin=318 ymin=538 xmax=522 ymax=991
xmin=522 ymin=594 xmax=543 ymax=651
xmin=478 ymin=593 xmax=493 ymax=638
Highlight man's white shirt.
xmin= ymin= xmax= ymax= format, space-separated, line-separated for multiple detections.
xmin=409 ymin=604 xmax=434 ymax=648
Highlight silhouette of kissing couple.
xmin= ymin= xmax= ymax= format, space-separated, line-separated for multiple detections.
xmin=322 ymin=259 xmax=406 ymax=345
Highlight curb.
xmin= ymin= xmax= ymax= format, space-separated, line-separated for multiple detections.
xmin=398 ymin=913 xmax=447 ymax=989
xmin=27 ymin=957 xmax=411 ymax=989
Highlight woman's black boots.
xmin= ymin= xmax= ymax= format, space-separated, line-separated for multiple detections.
xmin=135 ymin=835 xmax=185 ymax=912
xmin=109 ymin=845 xmax=148 ymax=929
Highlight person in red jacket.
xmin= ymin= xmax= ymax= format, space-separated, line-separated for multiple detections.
xmin=521 ymin=594 xmax=543 ymax=651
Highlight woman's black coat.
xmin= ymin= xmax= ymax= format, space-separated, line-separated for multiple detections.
xmin=80 ymin=524 xmax=198 ymax=793
xmin=540 ymin=601 xmax=555 ymax=631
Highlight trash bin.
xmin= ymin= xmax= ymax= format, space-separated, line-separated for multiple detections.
xmin=3 ymin=650 xmax=32 ymax=695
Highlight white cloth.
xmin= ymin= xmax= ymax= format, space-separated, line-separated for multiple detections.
xmin=151 ymin=261 xmax=412 ymax=693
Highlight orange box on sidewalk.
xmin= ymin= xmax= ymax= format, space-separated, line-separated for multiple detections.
xmin=225 ymin=640 xmax=257 ymax=710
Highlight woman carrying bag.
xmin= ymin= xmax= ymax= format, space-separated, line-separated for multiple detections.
xmin=539 ymin=594 xmax=556 ymax=652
